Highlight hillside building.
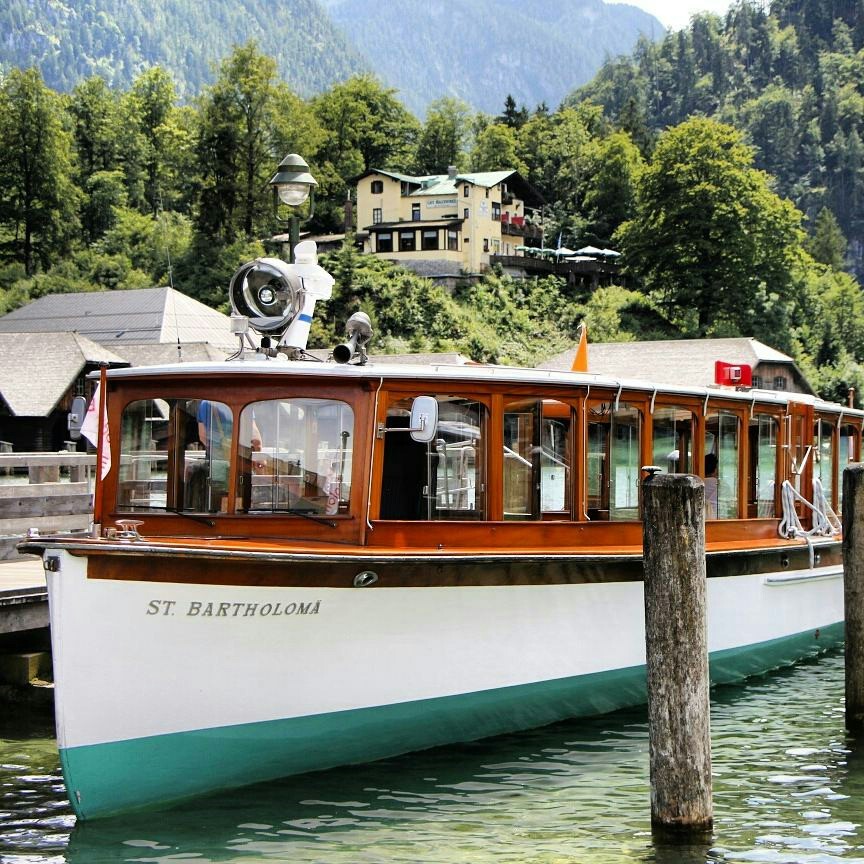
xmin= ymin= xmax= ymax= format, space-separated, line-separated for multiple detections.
xmin=355 ymin=168 xmax=544 ymax=275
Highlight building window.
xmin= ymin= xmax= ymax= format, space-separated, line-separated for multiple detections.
xmin=377 ymin=232 xmax=393 ymax=253
xmin=483 ymin=238 xmax=489 ymax=253
xmin=422 ymin=229 xmax=439 ymax=251
xmin=399 ymin=230 xmax=416 ymax=252
xmin=773 ymin=376 xmax=787 ymax=391
xmin=412 ymin=204 xmax=421 ymax=221
xmin=464 ymin=208 xmax=469 ymax=219
xmin=492 ymin=239 xmax=500 ymax=253
xmin=372 ymin=208 xmax=382 ymax=224
xmin=447 ymin=229 xmax=458 ymax=251
xmin=752 ymin=375 xmax=763 ymax=389
xmin=492 ymin=202 xmax=501 ymax=220
xmin=463 ymin=185 xmax=470 ymax=197
xmin=371 ymin=180 xmax=383 ymax=194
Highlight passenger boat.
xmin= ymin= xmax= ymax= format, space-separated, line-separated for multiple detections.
xmin=22 ymin=244 xmax=860 ymax=820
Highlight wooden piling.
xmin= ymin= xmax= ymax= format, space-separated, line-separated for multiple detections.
xmin=642 ymin=472 xmax=713 ymax=832
xmin=843 ymin=464 xmax=864 ymax=732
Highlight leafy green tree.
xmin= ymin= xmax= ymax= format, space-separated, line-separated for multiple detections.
xmin=616 ymin=117 xmax=804 ymax=337
xmin=122 ymin=67 xmax=182 ymax=214
xmin=82 ymin=169 xmax=127 ymax=242
xmin=313 ymin=75 xmax=419 ymax=177
xmin=196 ymin=42 xmax=317 ymax=244
xmin=582 ymin=131 xmax=643 ymax=245
xmin=414 ymin=98 xmax=471 ymax=174
xmin=69 ymin=77 xmax=121 ymax=184
xmin=0 ymin=68 xmax=80 ymax=275
xmin=471 ymin=124 xmax=526 ymax=173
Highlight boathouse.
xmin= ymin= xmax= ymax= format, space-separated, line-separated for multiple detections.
xmin=0 ymin=332 xmax=128 ymax=451
xmin=540 ymin=337 xmax=814 ymax=395
xmin=0 ymin=287 xmax=239 ymax=451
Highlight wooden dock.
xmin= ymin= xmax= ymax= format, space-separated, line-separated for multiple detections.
xmin=0 ymin=555 xmax=47 ymax=635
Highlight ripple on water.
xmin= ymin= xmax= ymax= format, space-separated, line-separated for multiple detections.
xmin=3 ymin=651 xmax=864 ymax=863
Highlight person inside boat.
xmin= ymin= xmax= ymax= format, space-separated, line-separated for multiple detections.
xmin=704 ymin=453 xmax=719 ymax=518
xmin=190 ymin=400 xmax=234 ymax=512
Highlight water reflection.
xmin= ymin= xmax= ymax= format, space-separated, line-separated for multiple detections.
xmin=3 ymin=652 xmax=864 ymax=863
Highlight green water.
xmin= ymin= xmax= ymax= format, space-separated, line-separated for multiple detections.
xmin=2 ymin=651 xmax=864 ymax=863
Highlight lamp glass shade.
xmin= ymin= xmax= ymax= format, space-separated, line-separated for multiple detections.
xmin=277 ymin=183 xmax=311 ymax=206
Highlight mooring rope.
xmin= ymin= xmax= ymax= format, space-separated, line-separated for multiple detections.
xmin=779 ymin=477 xmax=840 ymax=540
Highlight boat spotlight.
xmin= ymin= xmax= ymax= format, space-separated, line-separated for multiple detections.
xmin=333 ymin=311 xmax=373 ymax=364
xmin=229 ymin=258 xmax=301 ymax=336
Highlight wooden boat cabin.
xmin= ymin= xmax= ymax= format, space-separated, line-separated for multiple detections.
xmin=104 ymin=361 xmax=861 ymax=552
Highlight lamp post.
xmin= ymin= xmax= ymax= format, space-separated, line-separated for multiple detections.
xmin=268 ymin=153 xmax=318 ymax=263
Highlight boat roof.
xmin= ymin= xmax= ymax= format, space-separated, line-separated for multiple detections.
xmin=99 ymin=357 xmax=864 ymax=417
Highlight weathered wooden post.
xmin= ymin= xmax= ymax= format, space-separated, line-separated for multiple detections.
xmin=642 ymin=471 xmax=713 ymax=833
xmin=843 ymin=464 xmax=864 ymax=732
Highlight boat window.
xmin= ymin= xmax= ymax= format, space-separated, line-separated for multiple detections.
xmin=652 ymin=406 xmax=694 ymax=474
xmin=235 ymin=398 xmax=354 ymax=516
xmin=839 ymin=423 xmax=859 ymax=508
xmin=587 ymin=400 xmax=641 ymax=521
xmin=503 ymin=398 xmax=571 ymax=519
xmin=380 ymin=395 xmax=486 ymax=520
xmin=749 ymin=414 xmax=778 ymax=517
xmin=118 ymin=398 xmax=233 ymax=514
xmin=704 ymin=411 xmax=739 ymax=519
xmin=814 ymin=419 xmax=836 ymax=507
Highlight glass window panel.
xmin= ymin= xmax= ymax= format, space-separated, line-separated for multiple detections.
xmin=236 ymin=399 xmax=354 ymax=516
xmin=118 ymin=398 xmax=232 ymax=514
xmin=705 ymin=411 xmax=739 ymax=519
xmin=813 ymin=419 xmax=835 ymax=506
xmin=503 ymin=399 xmax=538 ymax=519
xmin=652 ymin=406 xmax=694 ymax=474
xmin=541 ymin=400 xmax=571 ymax=515
xmin=380 ymin=396 xmax=486 ymax=520
xmin=501 ymin=398 xmax=570 ymax=519
xmin=749 ymin=414 xmax=778 ymax=517
xmin=587 ymin=401 xmax=641 ymax=521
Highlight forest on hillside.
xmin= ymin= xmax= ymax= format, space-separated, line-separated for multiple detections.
xmin=1 ymin=0 xmax=864 ymax=406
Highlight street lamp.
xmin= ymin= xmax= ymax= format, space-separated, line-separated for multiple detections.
xmin=268 ymin=153 xmax=318 ymax=262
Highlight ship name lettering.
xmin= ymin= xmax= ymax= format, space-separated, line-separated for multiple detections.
xmin=183 ymin=599 xmax=321 ymax=617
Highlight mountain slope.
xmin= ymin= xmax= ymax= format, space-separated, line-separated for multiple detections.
xmin=325 ymin=0 xmax=665 ymax=114
xmin=0 ymin=0 xmax=367 ymax=99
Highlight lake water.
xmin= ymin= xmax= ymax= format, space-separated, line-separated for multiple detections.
xmin=2 ymin=650 xmax=864 ymax=863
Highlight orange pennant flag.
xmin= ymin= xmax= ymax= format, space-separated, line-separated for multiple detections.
xmin=571 ymin=323 xmax=588 ymax=372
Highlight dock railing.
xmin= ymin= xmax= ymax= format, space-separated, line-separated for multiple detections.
xmin=0 ymin=452 xmax=95 ymax=560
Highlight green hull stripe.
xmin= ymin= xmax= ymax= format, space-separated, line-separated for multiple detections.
xmin=62 ymin=623 xmax=843 ymax=820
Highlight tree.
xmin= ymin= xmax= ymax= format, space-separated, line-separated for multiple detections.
xmin=196 ymin=42 xmax=313 ymax=244
xmin=0 ymin=68 xmax=80 ymax=275
xmin=122 ymin=67 xmax=182 ymax=215
xmin=808 ymin=206 xmax=848 ymax=269
xmin=582 ymin=131 xmax=643 ymax=245
xmin=313 ymin=75 xmax=419 ymax=176
xmin=69 ymin=77 xmax=121 ymax=185
xmin=471 ymin=124 xmax=526 ymax=173
xmin=498 ymin=94 xmax=529 ymax=129
xmin=616 ymin=117 xmax=804 ymax=338
xmin=414 ymin=98 xmax=471 ymax=174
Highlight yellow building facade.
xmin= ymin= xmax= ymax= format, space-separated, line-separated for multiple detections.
xmin=355 ymin=168 xmax=543 ymax=273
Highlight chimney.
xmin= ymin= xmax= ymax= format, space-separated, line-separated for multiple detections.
xmin=447 ymin=165 xmax=458 ymax=179
xmin=344 ymin=190 xmax=353 ymax=233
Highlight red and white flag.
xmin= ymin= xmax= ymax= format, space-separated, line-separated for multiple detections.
xmin=80 ymin=383 xmax=111 ymax=480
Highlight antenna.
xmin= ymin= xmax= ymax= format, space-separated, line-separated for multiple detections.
xmin=157 ymin=192 xmax=182 ymax=363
